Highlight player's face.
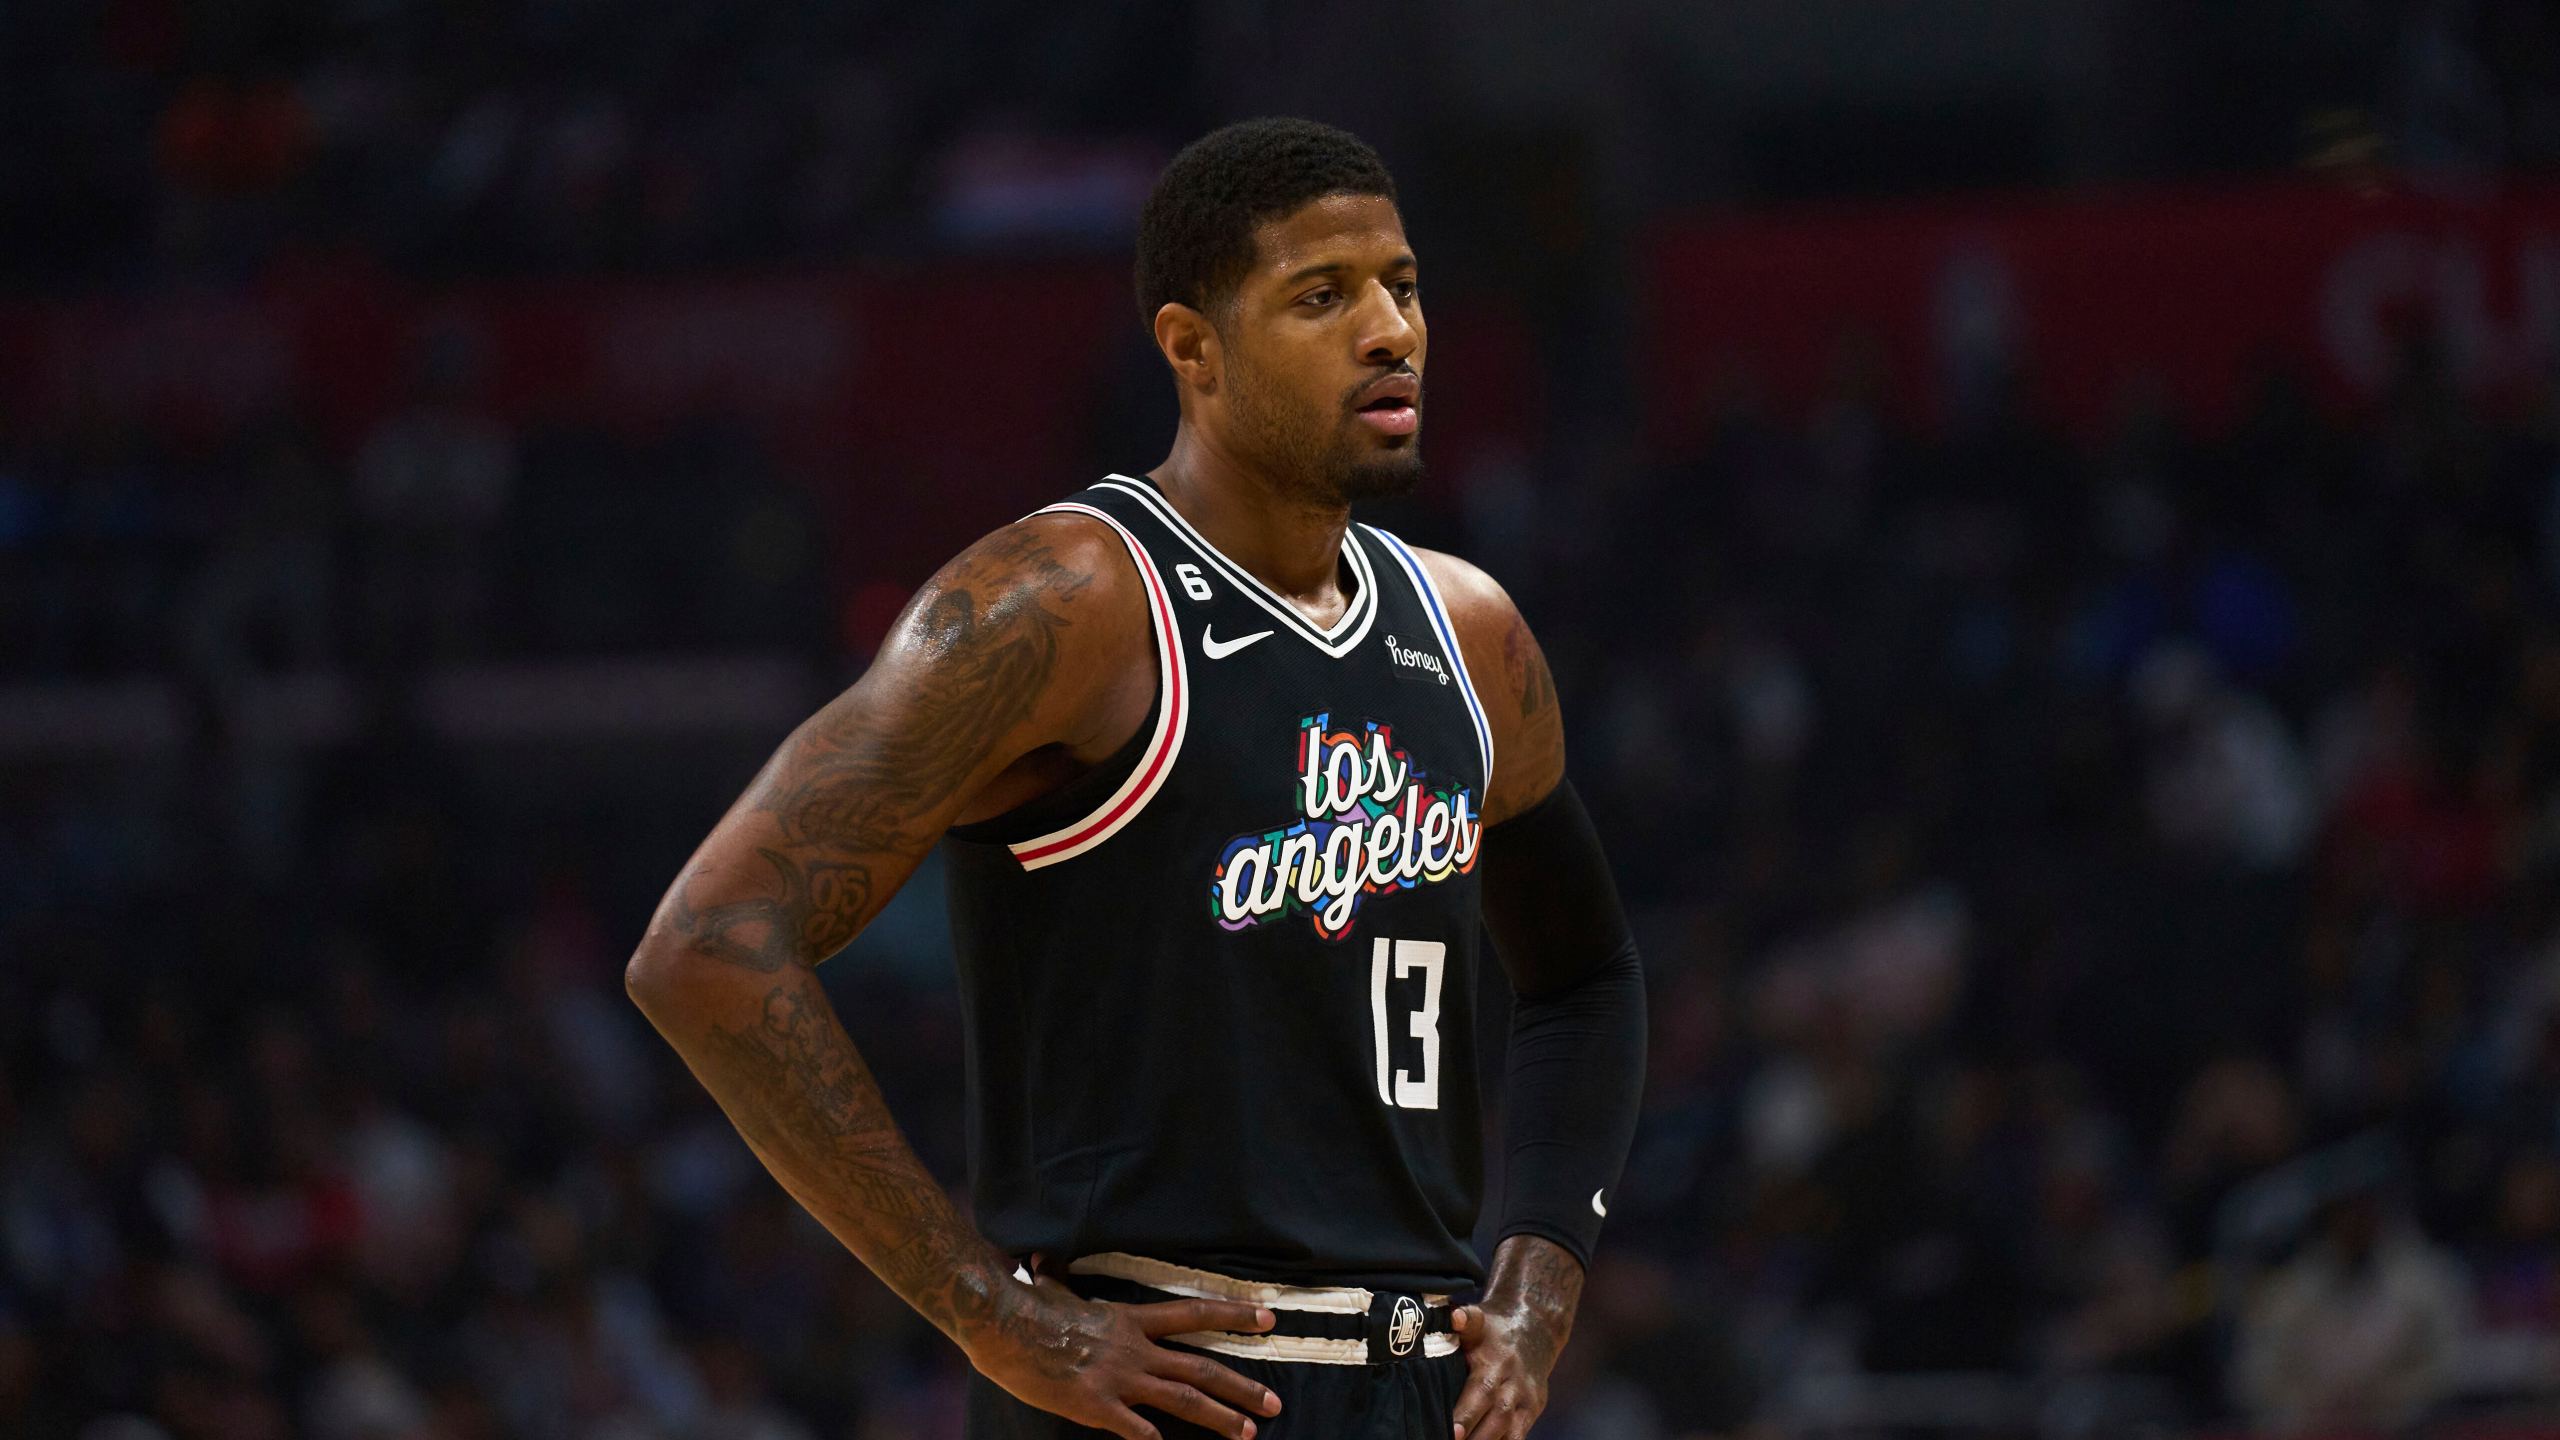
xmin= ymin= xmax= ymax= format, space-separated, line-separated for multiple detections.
xmin=1219 ymin=193 xmax=1425 ymax=505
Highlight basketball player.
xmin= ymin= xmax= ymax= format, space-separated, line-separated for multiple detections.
xmin=626 ymin=118 xmax=1647 ymax=1440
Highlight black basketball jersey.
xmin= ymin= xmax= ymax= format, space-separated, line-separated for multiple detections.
xmin=944 ymin=474 xmax=1496 ymax=1294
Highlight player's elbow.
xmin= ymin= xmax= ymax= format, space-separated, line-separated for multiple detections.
xmin=622 ymin=936 xmax=695 ymax=1022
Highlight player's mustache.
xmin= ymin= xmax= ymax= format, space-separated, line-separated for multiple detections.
xmin=1347 ymin=367 xmax=1422 ymax=411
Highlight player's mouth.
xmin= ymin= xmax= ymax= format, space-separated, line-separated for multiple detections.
xmin=1352 ymin=375 xmax=1421 ymax=436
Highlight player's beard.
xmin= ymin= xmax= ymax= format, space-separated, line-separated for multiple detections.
xmin=1227 ymin=350 xmax=1425 ymax=507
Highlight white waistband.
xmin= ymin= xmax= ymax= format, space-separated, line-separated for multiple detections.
xmin=1066 ymin=1252 xmax=1460 ymax=1365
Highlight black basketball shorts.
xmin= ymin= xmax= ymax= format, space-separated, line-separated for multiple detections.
xmin=964 ymin=1253 xmax=1470 ymax=1440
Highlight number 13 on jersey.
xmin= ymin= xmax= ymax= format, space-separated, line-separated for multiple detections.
xmin=1370 ymin=938 xmax=1444 ymax=1110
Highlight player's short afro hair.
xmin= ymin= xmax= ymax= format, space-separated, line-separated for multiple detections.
xmin=1134 ymin=117 xmax=1398 ymax=329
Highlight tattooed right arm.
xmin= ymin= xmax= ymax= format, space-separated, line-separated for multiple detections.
xmin=628 ymin=515 xmax=1119 ymax=1328
xmin=625 ymin=516 xmax=1281 ymax=1440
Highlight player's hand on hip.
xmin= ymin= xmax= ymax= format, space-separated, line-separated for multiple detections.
xmin=961 ymin=1273 xmax=1284 ymax=1440
xmin=1448 ymin=1302 xmax=1557 ymax=1440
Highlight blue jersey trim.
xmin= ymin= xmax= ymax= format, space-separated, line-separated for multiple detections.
xmin=1363 ymin=526 xmax=1494 ymax=793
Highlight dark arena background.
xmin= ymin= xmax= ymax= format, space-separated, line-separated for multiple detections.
xmin=9 ymin=4 xmax=2560 ymax=1438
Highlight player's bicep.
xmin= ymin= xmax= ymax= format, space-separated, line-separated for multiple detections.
xmin=1419 ymin=551 xmax=1564 ymax=825
xmin=651 ymin=517 xmax=1128 ymax=970
xmin=763 ymin=522 xmax=1109 ymax=846
xmin=1482 ymin=603 xmax=1565 ymax=819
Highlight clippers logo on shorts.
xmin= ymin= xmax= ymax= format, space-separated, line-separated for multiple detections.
xmin=1209 ymin=712 xmax=1481 ymax=940
xmin=1388 ymin=1296 xmax=1425 ymax=1356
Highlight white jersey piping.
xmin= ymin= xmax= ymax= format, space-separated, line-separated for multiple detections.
xmin=1004 ymin=503 xmax=1189 ymax=870
xmin=1093 ymin=476 xmax=1380 ymax=658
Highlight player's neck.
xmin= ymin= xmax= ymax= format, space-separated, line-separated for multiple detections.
xmin=1147 ymin=430 xmax=1351 ymax=609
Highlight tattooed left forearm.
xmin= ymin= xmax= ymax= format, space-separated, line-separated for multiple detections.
xmin=1484 ymin=1235 xmax=1582 ymax=1371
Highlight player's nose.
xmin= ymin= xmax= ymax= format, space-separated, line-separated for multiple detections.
xmin=1354 ymin=281 xmax=1419 ymax=366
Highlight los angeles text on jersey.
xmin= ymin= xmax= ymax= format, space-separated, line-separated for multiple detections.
xmin=1208 ymin=712 xmax=1482 ymax=940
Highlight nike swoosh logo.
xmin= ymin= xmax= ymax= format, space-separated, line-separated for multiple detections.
xmin=1201 ymin=626 xmax=1275 ymax=659
xmin=1592 ymin=1189 xmax=1609 ymax=1218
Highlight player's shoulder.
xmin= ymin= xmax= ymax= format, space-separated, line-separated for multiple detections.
xmin=863 ymin=508 xmax=1155 ymax=745
xmin=928 ymin=508 xmax=1146 ymax=613
xmin=1391 ymin=540 xmax=1524 ymax=639
xmin=888 ymin=508 xmax=1154 ymax=680
xmin=1387 ymin=537 xmax=1564 ymax=815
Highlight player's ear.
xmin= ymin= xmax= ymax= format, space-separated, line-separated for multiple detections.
xmin=1152 ymin=301 xmax=1221 ymax=398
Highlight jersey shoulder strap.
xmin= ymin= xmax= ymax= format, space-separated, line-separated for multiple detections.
xmin=1358 ymin=522 xmax=1497 ymax=795
xmin=980 ymin=479 xmax=1189 ymax=871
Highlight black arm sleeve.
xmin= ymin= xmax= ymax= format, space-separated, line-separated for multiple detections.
xmin=1479 ymin=776 xmax=1647 ymax=1270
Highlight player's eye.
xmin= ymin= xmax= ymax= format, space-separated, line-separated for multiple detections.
xmin=1392 ymin=278 xmax=1419 ymax=302
xmin=1301 ymin=289 xmax=1340 ymax=308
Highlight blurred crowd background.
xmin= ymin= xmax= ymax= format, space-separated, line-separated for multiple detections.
xmin=11 ymin=3 xmax=2560 ymax=1439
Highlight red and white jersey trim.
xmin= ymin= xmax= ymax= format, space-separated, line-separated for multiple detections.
xmin=1007 ymin=502 xmax=1188 ymax=870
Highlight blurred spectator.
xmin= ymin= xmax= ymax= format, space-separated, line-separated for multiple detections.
xmin=181 ymin=421 xmax=339 ymax=678
xmin=2235 ymin=1189 xmax=2468 ymax=1430
xmin=2133 ymin=643 xmax=2315 ymax=871
xmin=351 ymin=334 xmax=516 ymax=662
